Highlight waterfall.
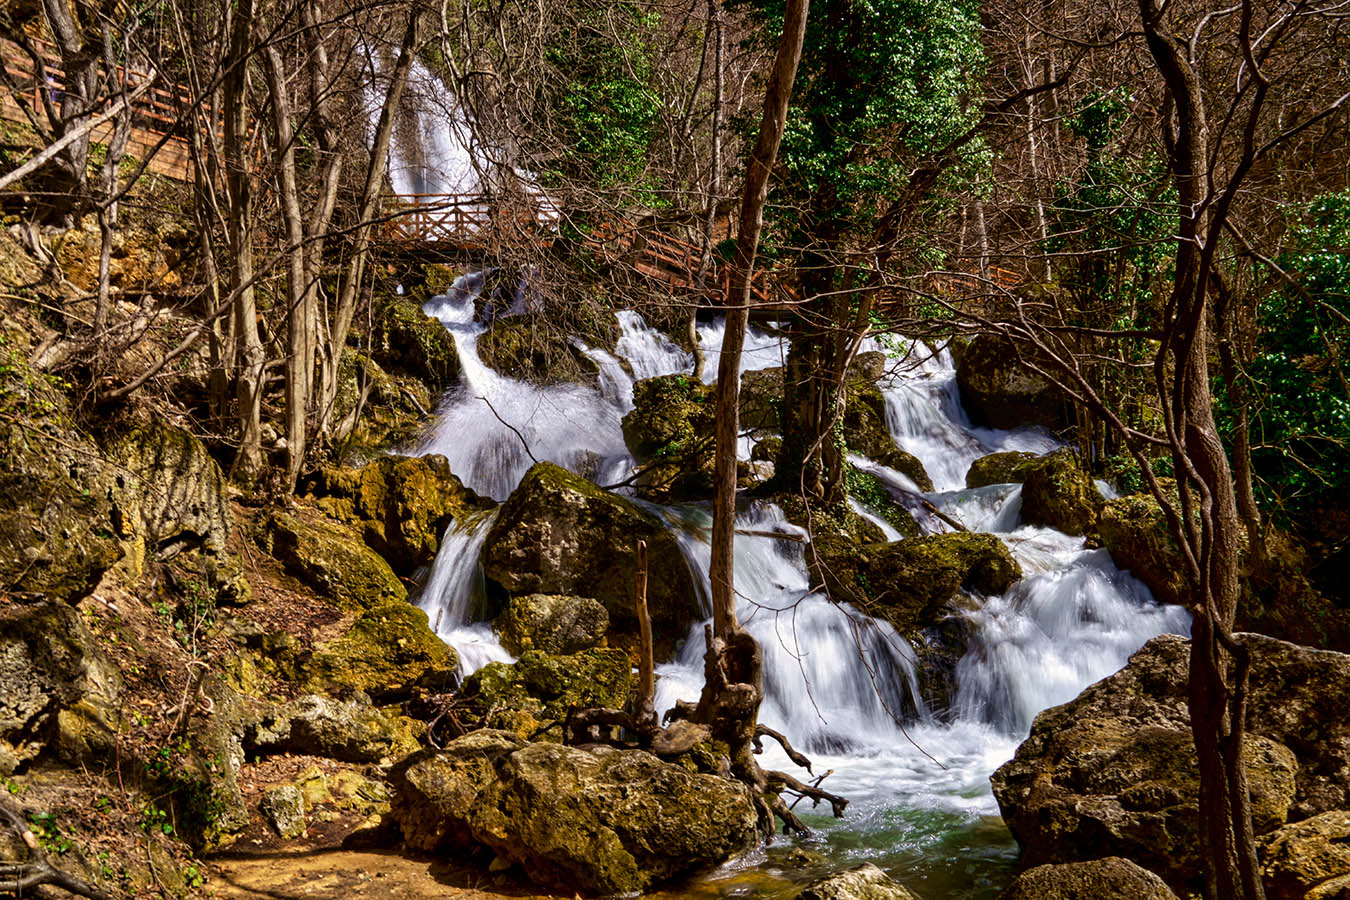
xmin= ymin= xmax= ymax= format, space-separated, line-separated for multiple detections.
xmin=407 ymin=284 xmax=1191 ymax=897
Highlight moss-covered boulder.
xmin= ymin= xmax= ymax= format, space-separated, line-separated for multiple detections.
xmin=842 ymin=381 xmax=934 ymax=491
xmin=481 ymin=462 xmax=701 ymax=639
xmin=370 ymin=295 xmax=460 ymax=391
xmin=739 ymin=367 xmax=782 ymax=431
xmin=844 ymin=467 xmax=920 ymax=539
xmin=264 ymin=510 xmax=407 ymax=611
xmin=1259 ymin=810 xmax=1350 ymax=900
xmin=390 ymin=732 xmax=760 ymax=895
xmin=246 ymin=693 xmax=421 ymax=764
xmin=303 ymin=454 xmax=491 ymax=575
xmin=303 ymin=601 xmax=457 ymax=699
xmin=811 ymin=532 xmax=1022 ymax=632
xmin=497 ymin=594 xmax=609 ymax=656
xmin=992 ymin=633 xmax=1350 ymax=894
xmin=329 ymin=351 xmax=436 ymax=460
xmin=0 ymin=602 xmax=121 ymax=774
xmin=795 ymin=864 xmax=919 ymax=900
xmin=955 ymin=334 xmax=1066 ymax=430
xmin=965 ymin=451 xmax=1039 ymax=489
xmin=1098 ymin=485 xmax=1190 ymax=606
xmin=998 ymin=858 xmax=1180 ymax=900
xmin=621 ymin=374 xmax=715 ymax=501
xmin=1017 ymin=449 xmax=1102 ymax=536
xmin=261 ymin=785 xmax=307 ymax=839
xmin=462 ymin=648 xmax=631 ymax=737
xmin=0 ymin=330 xmax=121 ymax=601
xmin=476 ymin=311 xmax=618 ymax=386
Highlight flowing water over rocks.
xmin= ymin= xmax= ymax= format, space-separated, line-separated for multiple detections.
xmin=411 ymin=274 xmax=1192 ymax=899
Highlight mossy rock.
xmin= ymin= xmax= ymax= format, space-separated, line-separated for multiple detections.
xmin=842 ymin=381 xmax=934 ymax=491
xmin=329 ymin=351 xmax=433 ymax=460
xmin=303 ymin=453 xmax=491 ymax=576
xmin=476 ymin=311 xmax=619 ymax=386
xmin=771 ymin=493 xmax=887 ymax=545
xmin=965 ymin=451 xmax=1039 ymax=489
xmin=955 ymin=334 xmax=1067 ymax=430
xmin=480 ymin=462 xmax=701 ymax=641
xmin=1098 ymin=484 xmax=1189 ymax=606
xmin=1016 ymin=449 xmax=1103 ymax=536
xmin=264 ymin=509 xmax=407 ymax=611
xmin=303 ymin=601 xmax=457 ymax=700
xmin=497 ymin=594 xmax=608 ymax=655
xmin=739 ymin=367 xmax=782 ymax=431
xmin=462 ymin=648 xmax=631 ymax=736
xmin=246 ymin=693 xmax=421 ymax=763
xmin=795 ymin=863 xmax=920 ymax=900
xmin=810 ymin=532 xmax=1021 ymax=634
xmin=621 ymin=374 xmax=716 ymax=501
xmin=0 ymin=329 xmax=121 ymax=601
xmin=844 ymin=466 xmax=920 ymax=538
xmin=370 ymin=295 xmax=460 ymax=390
xmin=998 ymin=859 xmax=1180 ymax=900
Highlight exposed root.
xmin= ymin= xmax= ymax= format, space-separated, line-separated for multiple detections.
xmin=0 ymin=799 xmax=114 ymax=900
xmin=765 ymin=769 xmax=849 ymax=818
xmin=754 ymin=723 xmax=813 ymax=773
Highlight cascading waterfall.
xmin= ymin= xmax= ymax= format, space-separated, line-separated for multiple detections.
xmin=408 ymin=284 xmax=1190 ymax=898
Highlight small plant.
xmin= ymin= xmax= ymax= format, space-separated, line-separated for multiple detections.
xmin=183 ymin=865 xmax=205 ymax=889
xmin=27 ymin=811 xmax=74 ymax=856
xmin=138 ymin=803 xmax=174 ymax=836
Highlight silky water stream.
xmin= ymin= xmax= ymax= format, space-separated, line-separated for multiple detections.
xmin=408 ymin=274 xmax=1191 ymax=898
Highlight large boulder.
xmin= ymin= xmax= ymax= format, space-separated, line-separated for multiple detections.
xmin=246 ymin=693 xmax=421 ymax=764
xmin=810 ymin=532 xmax=1022 ymax=632
xmin=369 ymin=295 xmax=460 ymax=391
xmin=480 ymin=462 xmax=701 ymax=639
xmin=956 ymin=334 xmax=1065 ymax=430
xmin=462 ymin=648 xmax=631 ymax=737
xmin=302 ymin=601 xmax=458 ymax=699
xmin=965 ymin=451 xmax=1038 ymax=489
xmin=476 ymin=312 xmax=617 ymax=386
xmin=992 ymin=633 xmax=1350 ymax=894
xmin=621 ymin=374 xmax=715 ymax=501
xmin=390 ymin=732 xmax=760 ymax=894
xmin=264 ymin=510 xmax=407 ymax=611
xmin=1098 ymin=485 xmax=1190 ymax=607
xmin=795 ymin=863 xmax=919 ymax=900
xmin=998 ymin=858 xmax=1180 ymax=900
xmin=496 ymin=594 xmax=609 ymax=656
xmin=843 ymin=381 xmax=934 ymax=492
xmin=0 ymin=602 xmax=121 ymax=774
xmin=303 ymin=454 xmax=492 ymax=575
xmin=0 ymin=332 xmax=121 ymax=601
xmin=1259 ymin=810 xmax=1350 ymax=900
xmin=1016 ymin=449 xmax=1102 ymax=536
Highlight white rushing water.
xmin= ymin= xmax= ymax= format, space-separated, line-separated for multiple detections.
xmin=408 ymin=280 xmax=1190 ymax=898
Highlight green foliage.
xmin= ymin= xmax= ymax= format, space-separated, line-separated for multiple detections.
xmin=27 ymin=811 xmax=74 ymax=856
xmin=1228 ymin=190 xmax=1350 ymax=516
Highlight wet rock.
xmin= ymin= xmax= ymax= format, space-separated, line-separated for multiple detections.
xmin=739 ymin=368 xmax=783 ymax=431
xmin=1098 ymin=485 xmax=1189 ymax=606
xmin=462 ymin=648 xmax=631 ymax=737
xmin=476 ymin=312 xmax=617 ymax=386
xmin=261 ymin=784 xmax=307 ymax=839
xmin=810 ymin=532 xmax=1022 ymax=632
xmin=992 ymin=633 xmax=1350 ymax=893
xmin=369 ymin=295 xmax=460 ymax=390
xmin=998 ymin=857 xmax=1179 ymax=900
xmin=481 ymin=462 xmax=701 ymax=639
xmin=390 ymin=732 xmax=759 ymax=895
xmin=965 ymin=451 xmax=1038 ymax=489
xmin=496 ymin=594 xmax=608 ymax=655
xmin=794 ymin=863 xmax=919 ymax=900
xmin=1260 ymin=810 xmax=1350 ymax=900
xmin=0 ymin=602 xmax=120 ymax=774
xmin=1016 ymin=449 xmax=1102 ymax=536
xmin=955 ymin=334 xmax=1065 ymax=430
xmin=247 ymin=693 xmax=421 ymax=763
xmin=303 ymin=601 xmax=457 ymax=700
xmin=844 ymin=467 xmax=920 ymax=539
xmin=621 ymin=374 xmax=715 ymax=501
xmin=0 ymin=331 xmax=120 ymax=601
xmin=264 ymin=510 xmax=407 ymax=611
xmin=303 ymin=454 xmax=491 ymax=575
xmin=843 ymin=381 xmax=934 ymax=491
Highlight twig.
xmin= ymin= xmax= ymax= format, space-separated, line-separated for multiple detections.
xmin=477 ymin=395 xmax=537 ymax=463
xmin=921 ymin=499 xmax=969 ymax=532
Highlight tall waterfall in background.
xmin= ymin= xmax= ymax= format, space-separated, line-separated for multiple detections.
xmin=408 ymin=272 xmax=1190 ymax=898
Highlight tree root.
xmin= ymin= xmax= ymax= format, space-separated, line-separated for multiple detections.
xmin=0 ymin=799 xmax=114 ymax=900
xmin=764 ymin=769 xmax=848 ymax=818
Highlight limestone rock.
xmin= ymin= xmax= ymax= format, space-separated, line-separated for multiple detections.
xmin=1016 ymin=449 xmax=1102 ymax=536
xmin=496 ymin=594 xmax=608 ymax=655
xmin=844 ymin=467 xmax=920 ymax=539
xmin=247 ymin=693 xmax=421 ymax=763
xmin=1261 ymin=810 xmax=1350 ymax=900
xmin=303 ymin=601 xmax=457 ymax=699
xmin=462 ymin=648 xmax=631 ymax=737
xmin=261 ymin=785 xmax=306 ymax=839
xmin=480 ymin=462 xmax=701 ymax=639
xmin=621 ymin=374 xmax=715 ymax=501
xmin=264 ymin=510 xmax=407 ymax=611
xmin=998 ymin=858 xmax=1179 ymax=900
xmin=390 ymin=733 xmax=759 ymax=895
xmin=0 ymin=602 xmax=120 ymax=774
xmin=1098 ymin=485 xmax=1189 ymax=606
xmin=303 ymin=454 xmax=491 ymax=575
xmin=476 ymin=312 xmax=617 ymax=386
xmin=992 ymin=633 xmax=1350 ymax=893
xmin=843 ymin=381 xmax=934 ymax=491
xmin=965 ymin=451 xmax=1038 ymax=489
xmin=955 ymin=334 xmax=1065 ymax=430
xmin=369 ymin=295 xmax=460 ymax=390
xmin=795 ymin=864 xmax=919 ymax=900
